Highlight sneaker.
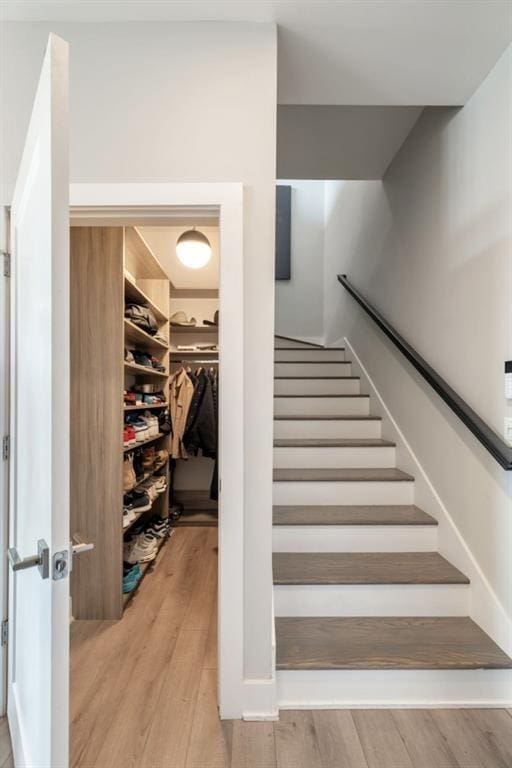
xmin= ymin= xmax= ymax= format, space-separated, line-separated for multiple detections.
xmin=123 ymin=455 xmax=136 ymax=492
xmin=122 ymin=563 xmax=141 ymax=593
xmin=126 ymin=416 xmax=150 ymax=442
xmin=141 ymin=413 xmax=159 ymax=438
xmin=142 ymin=446 xmax=156 ymax=471
xmin=154 ymin=449 xmax=169 ymax=469
xmin=137 ymin=479 xmax=159 ymax=502
xmin=125 ymin=534 xmax=158 ymax=563
xmin=123 ymin=425 xmax=136 ymax=447
xmin=152 ymin=477 xmax=167 ymax=495
xmin=123 ymin=507 xmax=137 ymax=530
xmin=125 ymin=490 xmax=152 ymax=514
xmin=124 ymin=348 xmax=135 ymax=364
xmin=145 ymin=518 xmax=170 ymax=539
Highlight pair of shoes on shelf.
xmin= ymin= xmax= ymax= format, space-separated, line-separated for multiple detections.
xmin=124 ymin=413 xmax=159 ymax=443
xmin=123 ymin=489 xmax=153 ymax=529
xmin=123 ymin=562 xmax=142 ymax=593
xmin=131 ymin=350 xmax=166 ymax=372
xmin=124 ymin=390 xmax=144 ymax=407
xmin=138 ymin=475 xmax=167 ymax=499
xmin=124 ymin=516 xmax=171 ymax=564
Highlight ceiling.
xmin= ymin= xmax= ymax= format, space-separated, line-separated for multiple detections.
xmin=278 ymin=105 xmax=424 ymax=179
xmin=3 ymin=1 xmax=512 ymax=105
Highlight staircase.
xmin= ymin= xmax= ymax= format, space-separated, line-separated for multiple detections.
xmin=272 ymin=336 xmax=512 ymax=708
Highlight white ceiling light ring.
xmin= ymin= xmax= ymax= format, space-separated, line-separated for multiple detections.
xmin=176 ymin=228 xmax=212 ymax=269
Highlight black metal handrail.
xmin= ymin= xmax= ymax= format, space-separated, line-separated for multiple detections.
xmin=338 ymin=274 xmax=512 ymax=471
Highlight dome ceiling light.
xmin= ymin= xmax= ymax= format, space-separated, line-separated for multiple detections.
xmin=176 ymin=228 xmax=212 ymax=269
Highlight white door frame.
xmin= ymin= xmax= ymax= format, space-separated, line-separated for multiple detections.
xmin=69 ymin=182 xmax=245 ymax=719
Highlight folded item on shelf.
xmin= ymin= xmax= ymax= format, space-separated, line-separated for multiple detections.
xmin=176 ymin=345 xmax=196 ymax=351
xmin=125 ymin=303 xmax=158 ymax=335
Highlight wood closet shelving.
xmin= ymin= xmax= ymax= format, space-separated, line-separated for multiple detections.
xmin=71 ymin=225 xmax=172 ymax=620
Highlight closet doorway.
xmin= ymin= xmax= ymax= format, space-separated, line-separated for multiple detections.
xmin=68 ymin=186 xmax=245 ymax=765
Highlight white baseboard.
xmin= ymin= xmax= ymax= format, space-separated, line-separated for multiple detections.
xmin=241 ymin=677 xmax=278 ymax=721
xmin=344 ymin=336 xmax=512 ymax=657
xmin=277 ymin=669 xmax=512 ymax=709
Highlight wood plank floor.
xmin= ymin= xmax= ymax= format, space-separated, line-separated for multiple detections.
xmin=71 ymin=527 xmax=512 ymax=768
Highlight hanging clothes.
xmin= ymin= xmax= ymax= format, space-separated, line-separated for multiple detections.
xmin=183 ymin=368 xmax=217 ymax=458
xmin=169 ymin=367 xmax=194 ymax=458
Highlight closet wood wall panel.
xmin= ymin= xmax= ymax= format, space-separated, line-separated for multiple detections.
xmin=71 ymin=226 xmax=124 ymax=620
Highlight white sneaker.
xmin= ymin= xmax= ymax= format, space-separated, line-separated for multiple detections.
xmin=152 ymin=477 xmax=167 ymax=494
xmin=126 ymin=534 xmax=158 ymax=563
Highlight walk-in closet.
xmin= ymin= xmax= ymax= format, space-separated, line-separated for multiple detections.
xmin=69 ymin=214 xmax=221 ymax=765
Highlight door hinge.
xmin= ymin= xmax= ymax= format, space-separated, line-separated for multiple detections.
xmin=1 ymin=620 xmax=8 ymax=647
xmin=1 ymin=251 xmax=10 ymax=278
xmin=2 ymin=435 xmax=9 ymax=461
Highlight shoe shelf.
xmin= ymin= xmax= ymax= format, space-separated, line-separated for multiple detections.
xmin=124 ymin=319 xmax=169 ymax=351
xmin=124 ymin=402 xmax=168 ymax=411
xmin=123 ymin=530 xmax=173 ymax=607
xmin=123 ymin=432 xmax=166 ymax=453
xmin=71 ymin=224 xmax=172 ymax=621
xmin=124 ymin=361 xmax=168 ymax=378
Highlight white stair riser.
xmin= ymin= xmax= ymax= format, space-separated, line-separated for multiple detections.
xmin=274 ymin=584 xmax=468 ymax=617
xmin=274 ymin=378 xmax=360 ymax=395
xmin=275 ymin=349 xmax=345 ymax=362
xmin=273 ymin=446 xmax=396 ymax=469
xmin=277 ymin=669 xmax=512 ymax=708
xmin=274 ymin=397 xmax=369 ymax=417
xmin=274 ymin=338 xmax=316 ymax=349
xmin=273 ymin=480 xmax=414 ymax=506
xmin=274 ymin=420 xmax=381 ymax=439
xmin=274 ymin=362 xmax=351 ymax=377
xmin=272 ymin=524 xmax=436 ymax=552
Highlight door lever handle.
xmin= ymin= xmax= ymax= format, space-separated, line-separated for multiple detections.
xmin=7 ymin=539 xmax=49 ymax=580
xmin=71 ymin=535 xmax=94 ymax=557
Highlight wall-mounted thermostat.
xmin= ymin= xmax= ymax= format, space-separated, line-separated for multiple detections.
xmin=506 ymin=361 xmax=512 ymax=399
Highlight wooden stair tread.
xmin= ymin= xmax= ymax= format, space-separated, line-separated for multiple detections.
xmin=274 ymin=415 xmax=381 ymax=421
xmin=273 ymin=504 xmax=437 ymax=526
xmin=273 ymin=438 xmax=395 ymax=447
xmin=273 ymin=552 xmax=469 ymax=584
xmin=275 ymin=617 xmax=512 ymax=670
xmin=273 ymin=468 xmax=414 ymax=482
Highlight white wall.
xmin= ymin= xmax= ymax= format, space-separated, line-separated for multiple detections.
xmin=277 ymin=106 xmax=422 ymax=180
xmin=1 ymin=21 xmax=277 ymax=706
xmin=275 ymin=181 xmax=325 ymax=344
xmin=324 ymin=45 xmax=512 ymax=630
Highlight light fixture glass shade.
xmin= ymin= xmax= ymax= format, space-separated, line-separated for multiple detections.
xmin=176 ymin=229 xmax=212 ymax=269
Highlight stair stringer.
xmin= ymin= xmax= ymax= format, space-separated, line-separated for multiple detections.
xmin=344 ymin=336 xmax=512 ymax=660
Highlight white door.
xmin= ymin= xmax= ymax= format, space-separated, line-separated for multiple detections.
xmin=7 ymin=34 xmax=69 ymax=768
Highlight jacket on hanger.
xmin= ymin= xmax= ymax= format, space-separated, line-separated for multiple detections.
xmin=183 ymin=369 xmax=217 ymax=458
xmin=169 ymin=368 xmax=194 ymax=458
